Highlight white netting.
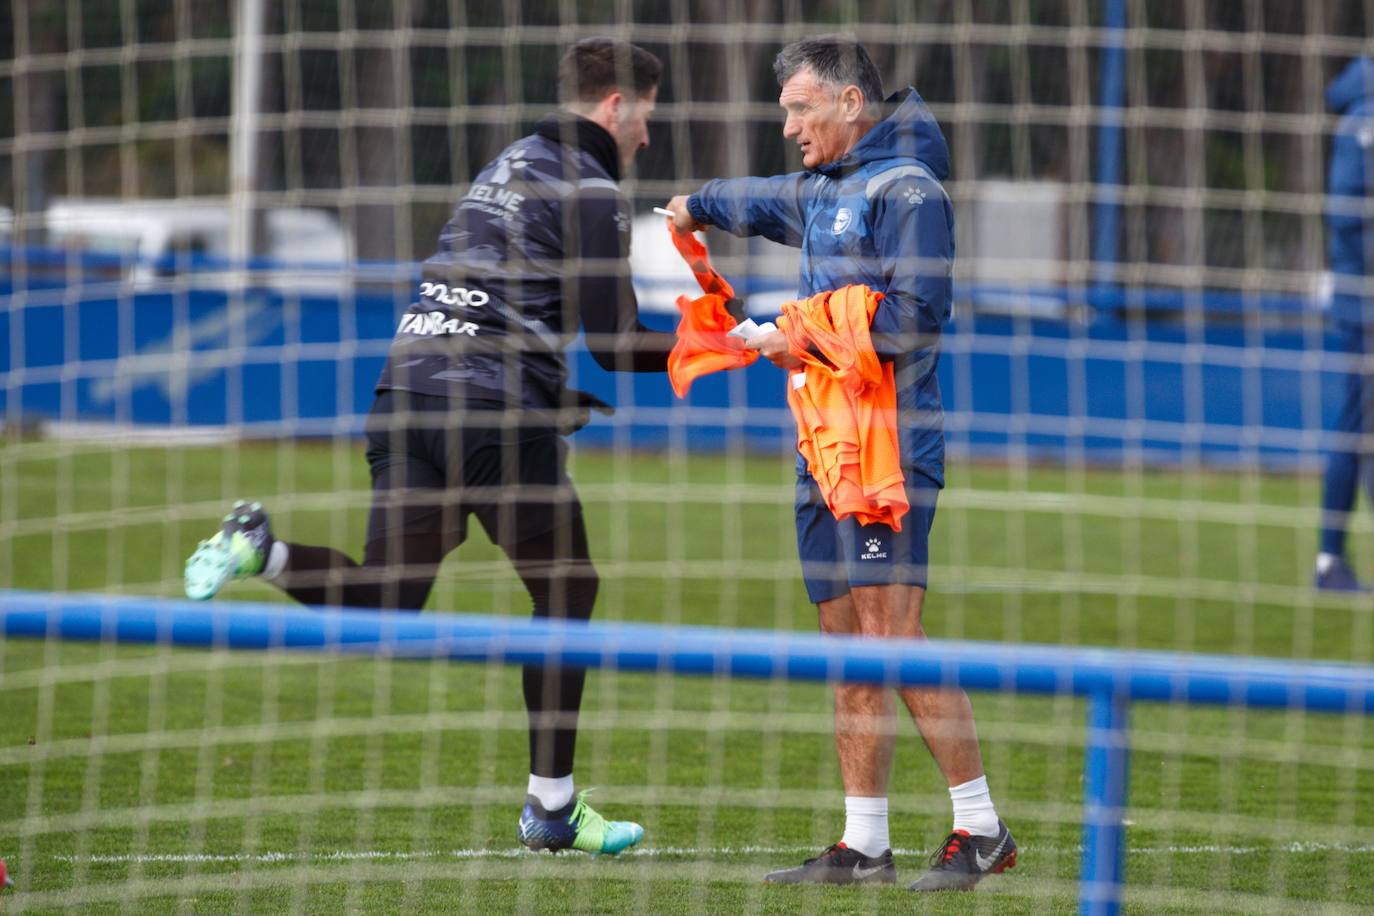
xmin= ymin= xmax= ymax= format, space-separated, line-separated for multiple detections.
xmin=3 ymin=2 xmax=1374 ymax=911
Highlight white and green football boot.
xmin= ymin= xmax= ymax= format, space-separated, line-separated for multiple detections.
xmin=517 ymin=790 xmax=644 ymax=856
xmin=184 ymin=500 xmax=274 ymax=600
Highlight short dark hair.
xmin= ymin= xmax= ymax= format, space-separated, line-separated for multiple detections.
xmin=558 ymin=38 xmax=662 ymax=104
xmin=773 ymin=35 xmax=883 ymax=109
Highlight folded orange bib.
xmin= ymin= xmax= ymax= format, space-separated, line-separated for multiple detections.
xmin=779 ymin=286 xmax=908 ymax=531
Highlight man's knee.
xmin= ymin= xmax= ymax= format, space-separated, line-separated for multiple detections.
xmin=848 ymin=584 xmax=925 ymax=638
xmin=521 ymin=558 xmax=599 ymax=620
xmin=559 ymin=561 xmax=600 ymax=617
xmin=818 ymin=593 xmax=855 ymax=634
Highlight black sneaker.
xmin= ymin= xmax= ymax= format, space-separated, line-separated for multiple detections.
xmin=763 ymin=843 xmax=896 ymax=885
xmin=1315 ymin=556 xmax=1365 ymax=592
xmin=908 ymin=820 xmax=1017 ymax=892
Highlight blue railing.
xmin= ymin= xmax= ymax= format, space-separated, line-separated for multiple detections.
xmin=4 ymin=588 xmax=1373 ymax=913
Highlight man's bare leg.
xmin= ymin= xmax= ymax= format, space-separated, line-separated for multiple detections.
xmin=818 ymin=590 xmax=897 ymax=796
xmin=840 ymin=584 xmax=1017 ymax=891
xmin=873 ymin=584 xmax=986 ymax=785
xmin=821 ymin=584 xmax=986 ymax=790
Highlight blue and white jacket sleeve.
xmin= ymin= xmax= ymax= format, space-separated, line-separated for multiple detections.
xmin=868 ymin=172 xmax=954 ymax=361
xmin=686 ymin=173 xmax=808 ymax=247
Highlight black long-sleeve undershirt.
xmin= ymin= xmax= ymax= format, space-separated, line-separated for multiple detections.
xmin=570 ymin=189 xmax=676 ymax=374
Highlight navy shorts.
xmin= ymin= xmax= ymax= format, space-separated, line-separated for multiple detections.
xmin=794 ymin=467 xmax=940 ymax=604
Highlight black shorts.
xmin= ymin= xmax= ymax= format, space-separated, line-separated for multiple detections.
xmin=363 ymin=389 xmax=582 ymax=552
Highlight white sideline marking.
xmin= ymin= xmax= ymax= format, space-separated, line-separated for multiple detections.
xmin=53 ymin=841 xmax=1374 ymax=865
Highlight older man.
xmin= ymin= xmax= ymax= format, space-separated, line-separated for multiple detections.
xmin=666 ymin=36 xmax=1016 ymax=891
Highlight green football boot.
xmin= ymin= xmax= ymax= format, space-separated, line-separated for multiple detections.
xmin=184 ymin=500 xmax=274 ymax=600
xmin=517 ymin=790 xmax=644 ymax=856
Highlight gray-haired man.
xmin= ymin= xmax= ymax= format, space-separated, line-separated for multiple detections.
xmin=666 ymin=36 xmax=1016 ymax=891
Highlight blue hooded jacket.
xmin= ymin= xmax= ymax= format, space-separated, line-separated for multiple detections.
xmin=1327 ymin=58 xmax=1374 ymax=327
xmin=687 ymin=88 xmax=954 ymax=485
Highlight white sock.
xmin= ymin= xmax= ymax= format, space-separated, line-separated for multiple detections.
xmin=527 ymin=774 xmax=574 ymax=812
xmin=263 ymin=540 xmax=289 ymax=579
xmin=840 ymin=796 xmax=890 ymax=857
xmin=1316 ymin=552 xmax=1342 ymax=575
xmin=950 ymin=775 xmax=999 ymax=837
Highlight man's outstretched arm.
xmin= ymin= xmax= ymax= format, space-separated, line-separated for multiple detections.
xmin=573 ymin=188 xmax=675 ymax=373
xmin=665 ymin=172 xmax=808 ymax=247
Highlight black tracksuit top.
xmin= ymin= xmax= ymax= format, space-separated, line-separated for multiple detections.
xmin=376 ymin=113 xmax=674 ymax=412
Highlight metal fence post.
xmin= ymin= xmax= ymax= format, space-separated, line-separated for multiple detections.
xmin=1092 ymin=0 xmax=1127 ymax=286
xmin=1080 ymin=688 xmax=1130 ymax=915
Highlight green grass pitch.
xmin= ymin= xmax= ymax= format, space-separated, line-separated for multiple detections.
xmin=3 ymin=438 xmax=1374 ymax=913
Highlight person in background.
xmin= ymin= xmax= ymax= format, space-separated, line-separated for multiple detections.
xmin=1317 ymin=57 xmax=1374 ymax=592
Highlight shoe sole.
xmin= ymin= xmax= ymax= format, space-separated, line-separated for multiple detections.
xmin=517 ymin=840 xmax=630 ymax=857
xmin=763 ymin=865 xmax=897 ymax=885
xmin=763 ymin=874 xmax=897 ymax=885
xmin=519 ymin=841 xmax=567 ymax=854
xmin=909 ymin=847 xmax=1017 ymax=893
xmin=518 ymin=828 xmax=643 ymax=857
xmin=184 ymin=540 xmax=236 ymax=600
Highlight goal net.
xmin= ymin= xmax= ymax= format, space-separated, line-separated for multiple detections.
xmin=3 ymin=2 xmax=1373 ymax=912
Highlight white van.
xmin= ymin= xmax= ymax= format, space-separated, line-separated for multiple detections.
xmin=43 ymin=198 xmax=353 ymax=292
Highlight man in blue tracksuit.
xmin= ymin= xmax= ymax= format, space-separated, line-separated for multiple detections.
xmin=1317 ymin=57 xmax=1374 ymax=591
xmin=666 ymin=36 xmax=1015 ymax=891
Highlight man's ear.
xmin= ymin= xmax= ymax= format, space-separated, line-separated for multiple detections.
xmin=840 ymin=85 xmax=865 ymax=121
xmin=602 ymin=89 xmax=625 ymax=122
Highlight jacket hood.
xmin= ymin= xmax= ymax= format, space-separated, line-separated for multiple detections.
xmin=1327 ymin=57 xmax=1374 ymax=113
xmin=818 ymin=87 xmax=950 ymax=181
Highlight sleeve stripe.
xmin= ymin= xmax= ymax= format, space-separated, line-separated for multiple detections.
xmin=865 ymin=164 xmax=937 ymax=200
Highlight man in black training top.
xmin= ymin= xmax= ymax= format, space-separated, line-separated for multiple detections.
xmin=184 ymin=38 xmax=675 ymax=856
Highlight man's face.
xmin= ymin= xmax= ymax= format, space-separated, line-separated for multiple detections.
xmin=613 ymin=86 xmax=657 ymax=168
xmin=779 ymin=68 xmax=857 ymax=169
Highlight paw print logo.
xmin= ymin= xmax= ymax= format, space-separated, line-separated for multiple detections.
xmin=865 ymin=538 xmax=882 ymax=553
xmin=904 ymin=186 xmax=926 ymax=205
xmin=614 ymin=211 xmax=631 ymax=233
xmin=490 ymin=148 xmax=531 ymax=185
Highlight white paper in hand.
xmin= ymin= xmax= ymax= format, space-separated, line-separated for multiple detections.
xmin=726 ymin=319 xmax=777 ymax=343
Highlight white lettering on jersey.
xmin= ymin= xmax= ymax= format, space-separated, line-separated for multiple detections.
xmin=418 ymin=282 xmax=490 ymax=308
xmin=397 ymin=311 xmax=480 ymax=337
xmin=466 ymin=183 xmax=526 ymax=214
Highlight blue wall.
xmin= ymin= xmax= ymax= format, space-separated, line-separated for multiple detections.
xmin=0 ymin=252 xmax=1339 ymax=469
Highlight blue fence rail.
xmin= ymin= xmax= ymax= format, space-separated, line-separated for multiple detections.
xmin=5 ymin=588 xmax=1373 ymax=913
